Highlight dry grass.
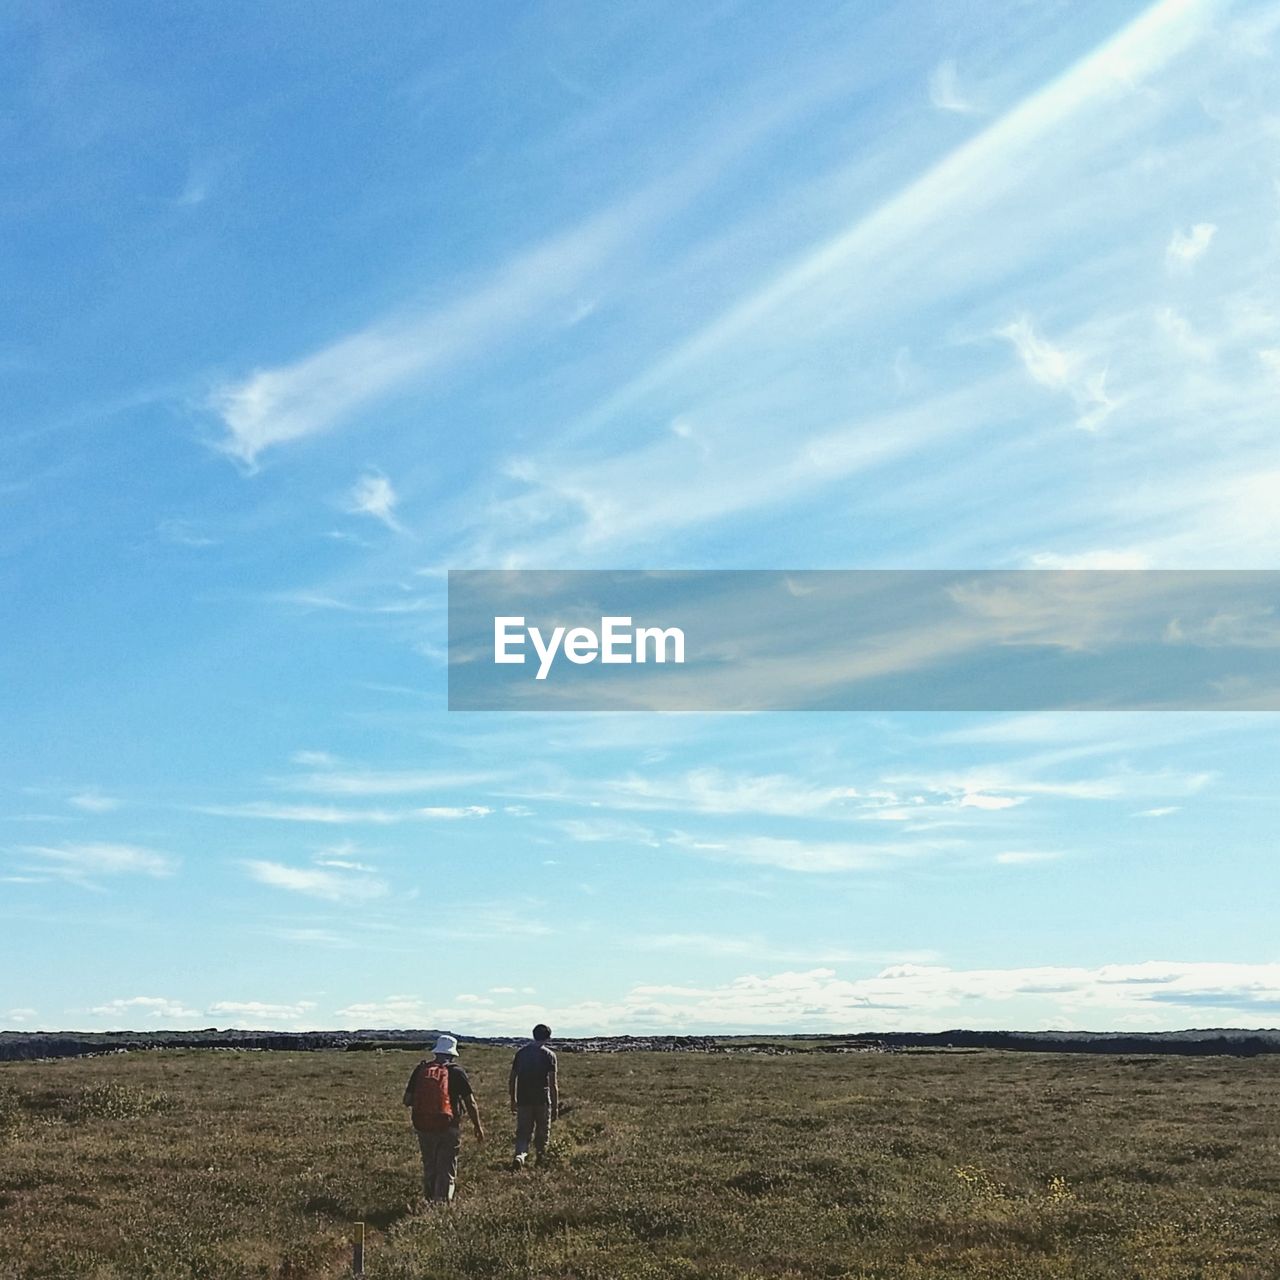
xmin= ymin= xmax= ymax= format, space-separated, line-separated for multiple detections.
xmin=2 ymin=1047 xmax=1278 ymax=1278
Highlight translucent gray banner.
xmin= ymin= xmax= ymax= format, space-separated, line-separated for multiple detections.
xmin=447 ymin=570 xmax=1280 ymax=711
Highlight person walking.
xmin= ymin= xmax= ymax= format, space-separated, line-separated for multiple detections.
xmin=509 ymin=1023 xmax=558 ymax=1168
xmin=403 ymin=1034 xmax=484 ymax=1203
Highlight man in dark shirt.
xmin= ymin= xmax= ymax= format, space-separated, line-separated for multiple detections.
xmin=403 ymin=1034 xmax=484 ymax=1202
xmin=508 ymin=1022 xmax=558 ymax=1168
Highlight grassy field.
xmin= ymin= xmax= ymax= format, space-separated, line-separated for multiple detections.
xmin=1 ymin=1046 xmax=1278 ymax=1279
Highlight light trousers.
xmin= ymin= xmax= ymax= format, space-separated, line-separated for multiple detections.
xmin=417 ymin=1125 xmax=462 ymax=1200
xmin=514 ymin=1103 xmax=551 ymax=1156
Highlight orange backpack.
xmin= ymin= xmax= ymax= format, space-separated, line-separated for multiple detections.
xmin=411 ymin=1062 xmax=455 ymax=1132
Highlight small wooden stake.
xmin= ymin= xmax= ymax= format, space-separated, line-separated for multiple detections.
xmin=352 ymin=1221 xmax=365 ymax=1276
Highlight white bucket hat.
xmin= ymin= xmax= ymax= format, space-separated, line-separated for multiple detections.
xmin=432 ymin=1034 xmax=459 ymax=1056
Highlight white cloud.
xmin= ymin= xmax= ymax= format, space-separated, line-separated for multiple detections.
xmin=19 ymin=842 xmax=176 ymax=886
xmin=959 ymin=793 xmax=1025 ymax=811
xmin=928 ymin=60 xmax=979 ymax=114
xmin=6 ymin=1008 xmax=37 ymax=1024
xmin=90 ymin=996 xmax=200 ymax=1022
xmin=994 ymin=850 xmax=1063 ymax=865
xmin=1029 ymin=550 xmax=1153 ymax=570
xmin=283 ymin=767 xmax=493 ymax=796
xmin=207 ymin=203 xmax=646 ymax=466
xmin=201 ymin=800 xmax=492 ymax=824
xmin=244 ymin=859 xmax=388 ymax=902
xmin=1156 ymin=306 xmax=1214 ymax=360
xmin=1165 ymin=221 xmax=1216 ymax=270
xmin=68 ymin=791 xmax=120 ymax=813
xmin=558 ymin=817 xmax=662 ymax=846
xmin=465 ymin=0 xmax=1218 ymax=564
xmin=314 ymin=856 xmax=378 ymax=873
xmin=334 ymin=995 xmax=436 ymax=1027
xmin=200 ymin=802 xmax=401 ymax=824
xmin=1165 ymin=604 xmax=1280 ymax=650
xmin=207 ymin=1000 xmax=317 ymax=1026
xmin=889 ymin=765 xmax=1212 ymax=805
xmin=666 ymin=831 xmax=942 ymax=874
xmin=998 ymin=315 xmax=1116 ymax=431
xmin=345 ymin=470 xmax=403 ymax=531
xmin=640 ymin=933 xmax=939 ymax=967
xmin=587 ymin=769 xmax=864 ymax=819
xmin=125 ymin=961 xmax=1280 ymax=1034
xmin=427 ymin=960 xmax=1280 ymax=1034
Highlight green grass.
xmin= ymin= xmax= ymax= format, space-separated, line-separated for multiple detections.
xmin=1 ymin=1047 xmax=1278 ymax=1278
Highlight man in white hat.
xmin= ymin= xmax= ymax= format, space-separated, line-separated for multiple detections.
xmin=403 ymin=1033 xmax=485 ymax=1203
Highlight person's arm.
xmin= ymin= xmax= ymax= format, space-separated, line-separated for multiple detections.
xmin=465 ymin=1093 xmax=485 ymax=1142
xmin=548 ymin=1066 xmax=559 ymax=1120
xmin=402 ymin=1064 xmax=420 ymax=1108
xmin=508 ymin=1056 xmax=518 ymax=1113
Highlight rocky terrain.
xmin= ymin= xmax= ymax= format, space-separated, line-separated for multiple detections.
xmin=2 ymin=1026 xmax=1277 ymax=1063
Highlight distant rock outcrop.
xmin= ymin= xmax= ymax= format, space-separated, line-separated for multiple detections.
xmin=1 ymin=1026 xmax=1276 ymax=1063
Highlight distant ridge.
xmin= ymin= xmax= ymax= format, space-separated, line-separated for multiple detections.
xmin=1 ymin=1027 xmax=1278 ymax=1063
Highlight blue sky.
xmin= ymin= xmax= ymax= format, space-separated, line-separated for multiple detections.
xmin=3 ymin=0 xmax=1280 ymax=1034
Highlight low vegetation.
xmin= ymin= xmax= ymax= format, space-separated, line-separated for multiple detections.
xmin=1 ymin=1046 xmax=1277 ymax=1278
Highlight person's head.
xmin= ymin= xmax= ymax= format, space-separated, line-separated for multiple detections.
xmin=532 ymin=1023 xmax=552 ymax=1043
xmin=432 ymin=1033 xmax=459 ymax=1061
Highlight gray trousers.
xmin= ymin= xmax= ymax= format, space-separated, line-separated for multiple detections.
xmin=417 ymin=1125 xmax=462 ymax=1201
xmin=514 ymin=1103 xmax=550 ymax=1156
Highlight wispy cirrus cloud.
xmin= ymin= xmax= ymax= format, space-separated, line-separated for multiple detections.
xmin=313 ymin=844 xmax=378 ymax=873
xmin=68 ymin=791 xmax=120 ymax=813
xmin=997 ymin=315 xmax=1116 ymax=432
xmin=547 ymin=769 xmax=862 ymax=819
xmin=207 ymin=202 xmax=651 ymax=467
xmin=280 ymin=767 xmax=495 ymax=796
xmin=639 ymin=932 xmax=940 ymax=967
xmin=202 ymin=802 xmax=401 ymax=824
xmin=461 ymin=0 xmax=1222 ymax=565
xmin=885 ymin=765 xmax=1212 ymax=804
xmin=344 ymin=470 xmax=403 ymax=531
xmin=928 ymin=60 xmax=980 ymax=114
xmin=244 ymin=858 xmax=388 ymax=902
xmin=198 ymin=801 xmax=491 ymax=824
xmin=17 ymin=842 xmax=176 ymax=888
xmin=959 ymin=793 xmax=1025 ymax=811
xmin=665 ymin=830 xmax=949 ymax=874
